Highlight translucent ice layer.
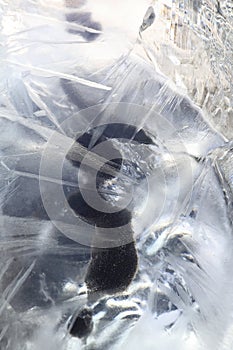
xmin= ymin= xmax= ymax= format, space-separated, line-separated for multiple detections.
xmin=0 ymin=1 xmax=233 ymax=350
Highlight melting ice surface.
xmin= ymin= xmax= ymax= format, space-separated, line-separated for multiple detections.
xmin=0 ymin=1 xmax=233 ymax=349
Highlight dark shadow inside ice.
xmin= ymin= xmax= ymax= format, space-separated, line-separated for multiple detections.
xmin=68 ymin=307 xmax=93 ymax=338
xmin=85 ymin=239 xmax=138 ymax=296
xmin=65 ymin=123 xmax=144 ymax=338
xmin=65 ymin=11 xmax=102 ymax=41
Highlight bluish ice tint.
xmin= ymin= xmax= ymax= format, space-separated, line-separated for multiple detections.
xmin=0 ymin=1 xmax=233 ymax=350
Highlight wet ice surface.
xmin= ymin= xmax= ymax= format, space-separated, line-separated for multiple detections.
xmin=0 ymin=1 xmax=233 ymax=349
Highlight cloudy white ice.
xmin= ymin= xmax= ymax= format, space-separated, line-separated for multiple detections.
xmin=0 ymin=0 xmax=233 ymax=349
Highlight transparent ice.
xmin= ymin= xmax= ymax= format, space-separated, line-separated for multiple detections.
xmin=0 ymin=1 xmax=233 ymax=349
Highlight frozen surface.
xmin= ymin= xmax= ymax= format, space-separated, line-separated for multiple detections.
xmin=0 ymin=1 xmax=233 ymax=350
